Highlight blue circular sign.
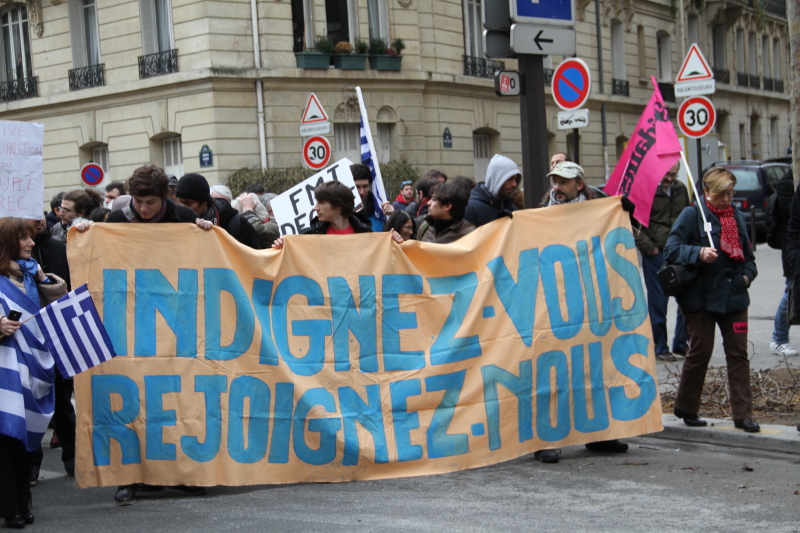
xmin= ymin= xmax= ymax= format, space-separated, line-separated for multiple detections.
xmin=81 ymin=163 xmax=104 ymax=186
xmin=552 ymin=58 xmax=592 ymax=111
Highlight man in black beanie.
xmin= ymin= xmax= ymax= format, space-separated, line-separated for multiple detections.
xmin=176 ymin=173 xmax=261 ymax=249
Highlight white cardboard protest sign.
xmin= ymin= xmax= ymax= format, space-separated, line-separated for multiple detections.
xmin=272 ymin=158 xmax=363 ymax=235
xmin=0 ymin=121 xmax=44 ymax=219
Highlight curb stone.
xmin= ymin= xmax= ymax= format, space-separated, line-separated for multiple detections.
xmin=645 ymin=414 xmax=800 ymax=455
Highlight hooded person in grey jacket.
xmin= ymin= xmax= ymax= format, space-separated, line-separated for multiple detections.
xmin=464 ymin=154 xmax=521 ymax=227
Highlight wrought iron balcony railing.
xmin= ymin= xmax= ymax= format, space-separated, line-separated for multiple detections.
xmin=544 ymin=68 xmax=553 ymax=86
xmin=763 ymin=77 xmax=774 ymax=91
xmin=712 ymin=67 xmax=730 ymax=84
xmin=748 ymin=75 xmax=760 ymax=89
xmin=737 ymin=72 xmax=749 ymax=87
xmin=611 ymin=78 xmax=629 ymax=96
xmin=658 ymin=82 xmax=675 ymax=103
xmin=138 ymin=49 xmax=179 ymax=79
xmin=0 ymin=76 xmax=38 ymax=103
xmin=68 ymin=63 xmax=104 ymax=91
xmin=463 ymin=56 xmax=505 ymax=79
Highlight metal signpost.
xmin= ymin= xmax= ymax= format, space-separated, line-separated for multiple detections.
xmin=484 ymin=0 xmax=577 ymax=207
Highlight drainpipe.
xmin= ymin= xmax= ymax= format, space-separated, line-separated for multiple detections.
xmin=595 ymin=0 xmax=608 ymax=179
xmin=251 ymin=0 xmax=268 ymax=169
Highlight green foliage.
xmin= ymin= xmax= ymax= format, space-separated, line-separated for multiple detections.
xmin=226 ymin=167 xmax=315 ymax=197
xmin=226 ymin=158 xmax=421 ymax=204
xmin=380 ymin=158 xmax=421 ymax=199
xmin=390 ymin=38 xmax=406 ymax=56
xmin=354 ymin=39 xmax=369 ymax=55
xmin=368 ymin=38 xmax=386 ymax=56
xmin=313 ymin=35 xmax=333 ymax=54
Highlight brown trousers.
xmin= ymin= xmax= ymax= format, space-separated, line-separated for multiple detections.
xmin=674 ymin=307 xmax=753 ymax=420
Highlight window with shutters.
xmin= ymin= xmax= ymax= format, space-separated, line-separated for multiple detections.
xmin=67 ymin=0 xmax=104 ymax=90
xmin=0 ymin=5 xmax=37 ymax=101
xmin=138 ymin=0 xmax=177 ymax=78
xmin=377 ymin=123 xmax=391 ymax=164
xmin=93 ymin=146 xmax=109 ymax=172
xmin=368 ymin=0 xmax=389 ymax=41
xmin=163 ymin=137 xmax=183 ymax=178
xmin=473 ymin=131 xmax=490 ymax=182
xmin=334 ymin=124 xmax=360 ymax=164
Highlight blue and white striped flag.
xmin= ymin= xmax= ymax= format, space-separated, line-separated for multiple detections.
xmin=357 ymin=86 xmax=388 ymax=221
xmin=0 ymin=276 xmax=55 ymax=451
xmin=35 ymin=284 xmax=116 ymax=379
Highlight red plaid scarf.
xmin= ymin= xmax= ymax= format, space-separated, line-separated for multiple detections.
xmin=705 ymin=198 xmax=744 ymax=262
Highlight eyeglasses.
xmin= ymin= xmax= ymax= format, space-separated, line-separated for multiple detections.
xmin=60 ymin=207 xmax=74 ymax=214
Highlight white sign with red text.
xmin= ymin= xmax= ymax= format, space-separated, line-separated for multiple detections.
xmin=0 ymin=121 xmax=44 ymax=219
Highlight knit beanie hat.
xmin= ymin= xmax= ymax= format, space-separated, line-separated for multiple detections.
xmin=176 ymin=173 xmax=213 ymax=204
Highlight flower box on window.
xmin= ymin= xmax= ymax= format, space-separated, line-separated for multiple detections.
xmin=333 ymin=54 xmax=367 ymax=70
xmin=368 ymin=55 xmax=402 ymax=71
xmin=294 ymin=52 xmax=331 ymax=69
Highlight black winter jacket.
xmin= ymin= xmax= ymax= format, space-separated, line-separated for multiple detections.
xmin=664 ymin=199 xmax=757 ymax=314
xmin=464 ymin=183 xmax=518 ymax=228
xmin=33 ymin=233 xmax=71 ymax=291
xmin=302 ymin=215 xmax=373 ymax=235
xmin=776 ymin=173 xmax=794 ymax=277
xmin=106 ymin=198 xmax=197 ymax=224
xmin=201 ymin=198 xmax=261 ymax=249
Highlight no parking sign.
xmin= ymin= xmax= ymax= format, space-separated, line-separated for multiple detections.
xmin=551 ymin=58 xmax=591 ymax=111
xmin=80 ymin=163 xmax=104 ymax=186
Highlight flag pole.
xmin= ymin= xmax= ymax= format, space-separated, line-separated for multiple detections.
xmin=679 ymin=149 xmax=715 ymax=248
xmin=355 ymin=87 xmax=387 ymax=202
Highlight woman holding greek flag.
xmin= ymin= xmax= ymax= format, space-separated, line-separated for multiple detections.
xmin=0 ymin=217 xmax=67 ymax=529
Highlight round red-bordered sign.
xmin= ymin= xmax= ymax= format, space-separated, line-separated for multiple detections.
xmin=303 ymin=136 xmax=331 ymax=170
xmin=678 ymin=96 xmax=716 ymax=138
xmin=552 ymin=58 xmax=592 ymax=111
xmin=80 ymin=163 xmax=104 ymax=186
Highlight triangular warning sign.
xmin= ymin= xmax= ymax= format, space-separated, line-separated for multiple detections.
xmin=676 ymin=44 xmax=713 ymax=83
xmin=301 ymin=93 xmax=329 ymax=124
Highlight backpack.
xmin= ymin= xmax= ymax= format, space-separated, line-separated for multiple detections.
xmin=765 ymin=191 xmax=783 ymax=249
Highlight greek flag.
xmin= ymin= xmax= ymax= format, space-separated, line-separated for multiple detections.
xmin=357 ymin=86 xmax=388 ymax=221
xmin=35 ymin=284 xmax=116 ymax=379
xmin=0 ymin=276 xmax=55 ymax=451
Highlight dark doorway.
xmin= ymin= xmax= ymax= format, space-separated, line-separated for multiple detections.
xmin=325 ymin=0 xmax=349 ymax=45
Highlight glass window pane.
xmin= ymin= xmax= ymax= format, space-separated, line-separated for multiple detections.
xmin=728 ymin=169 xmax=759 ymax=192
xmin=84 ymin=0 xmax=100 ymax=65
xmin=12 ymin=19 xmax=22 ymax=80
xmin=3 ymin=25 xmax=12 ymax=81
xmin=21 ymin=20 xmax=30 ymax=77
xmin=155 ymin=0 xmax=171 ymax=52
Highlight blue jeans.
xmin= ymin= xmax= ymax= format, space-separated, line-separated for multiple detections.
xmin=642 ymin=251 xmax=688 ymax=354
xmin=772 ymin=278 xmax=791 ymax=344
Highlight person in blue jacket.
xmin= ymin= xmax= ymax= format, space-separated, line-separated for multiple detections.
xmin=664 ymin=167 xmax=760 ymax=432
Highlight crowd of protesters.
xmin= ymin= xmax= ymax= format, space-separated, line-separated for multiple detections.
xmin=1 ymin=151 xmax=799 ymax=527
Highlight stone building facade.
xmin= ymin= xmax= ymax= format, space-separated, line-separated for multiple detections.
xmin=0 ymin=0 xmax=789 ymax=206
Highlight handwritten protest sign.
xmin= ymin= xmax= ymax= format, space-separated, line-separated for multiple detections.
xmin=272 ymin=158 xmax=363 ymax=235
xmin=0 ymin=121 xmax=44 ymax=219
xmin=69 ymin=197 xmax=662 ymax=488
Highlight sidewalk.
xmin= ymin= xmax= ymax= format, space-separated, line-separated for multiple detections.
xmin=647 ymin=414 xmax=800 ymax=455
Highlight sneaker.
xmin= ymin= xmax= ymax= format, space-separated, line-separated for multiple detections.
xmin=533 ymin=449 xmax=560 ymax=463
xmin=656 ymin=352 xmax=677 ymax=362
xmin=770 ymin=341 xmax=798 ymax=357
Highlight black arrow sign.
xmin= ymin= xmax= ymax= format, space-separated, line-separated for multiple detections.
xmin=534 ymin=30 xmax=554 ymax=51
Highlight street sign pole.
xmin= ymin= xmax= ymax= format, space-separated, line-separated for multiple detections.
xmin=696 ymin=138 xmax=702 ymax=186
xmin=519 ymin=54 xmax=549 ymax=208
xmin=573 ymin=128 xmax=579 ymax=164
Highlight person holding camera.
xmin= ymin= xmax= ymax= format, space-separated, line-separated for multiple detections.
xmin=663 ymin=168 xmax=759 ymax=432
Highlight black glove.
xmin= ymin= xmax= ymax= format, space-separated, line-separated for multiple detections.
xmin=620 ymin=195 xmax=636 ymax=214
xmin=496 ymin=209 xmax=514 ymax=220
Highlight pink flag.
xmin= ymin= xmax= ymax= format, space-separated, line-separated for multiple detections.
xmin=605 ymin=77 xmax=682 ymax=227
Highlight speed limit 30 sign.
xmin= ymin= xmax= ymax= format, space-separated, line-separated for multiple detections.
xmin=303 ymin=136 xmax=331 ymax=170
xmin=678 ymin=96 xmax=716 ymax=138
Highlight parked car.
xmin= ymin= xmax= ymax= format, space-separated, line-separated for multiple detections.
xmin=697 ymin=160 xmax=791 ymax=241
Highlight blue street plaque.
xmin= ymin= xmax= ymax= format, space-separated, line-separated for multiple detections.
xmin=199 ymin=144 xmax=213 ymax=168
xmin=510 ymin=0 xmax=575 ymax=26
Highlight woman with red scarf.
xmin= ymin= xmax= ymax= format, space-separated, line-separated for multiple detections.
xmin=664 ymin=168 xmax=759 ymax=432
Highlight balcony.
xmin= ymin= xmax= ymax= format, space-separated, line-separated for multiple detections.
xmin=544 ymin=68 xmax=553 ymax=86
xmin=658 ymin=82 xmax=675 ymax=103
xmin=68 ymin=64 xmax=104 ymax=91
xmin=737 ymin=72 xmax=749 ymax=87
xmin=612 ymin=78 xmax=629 ymax=96
xmin=0 ymin=76 xmax=38 ymax=103
xmin=775 ymin=80 xmax=784 ymax=92
xmin=748 ymin=75 xmax=760 ymax=89
xmin=712 ymin=67 xmax=730 ymax=84
xmin=761 ymin=0 xmax=786 ymax=17
xmin=763 ymin=77 xmax=774 ymax=91
xmin=463 ymin=56 xmax=505 ymax=79
xmin=138 ymin=49 xmax=178 ymax=79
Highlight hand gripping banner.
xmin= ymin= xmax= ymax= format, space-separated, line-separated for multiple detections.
xmin=69 ymin=197 xmax=662 ymax=488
